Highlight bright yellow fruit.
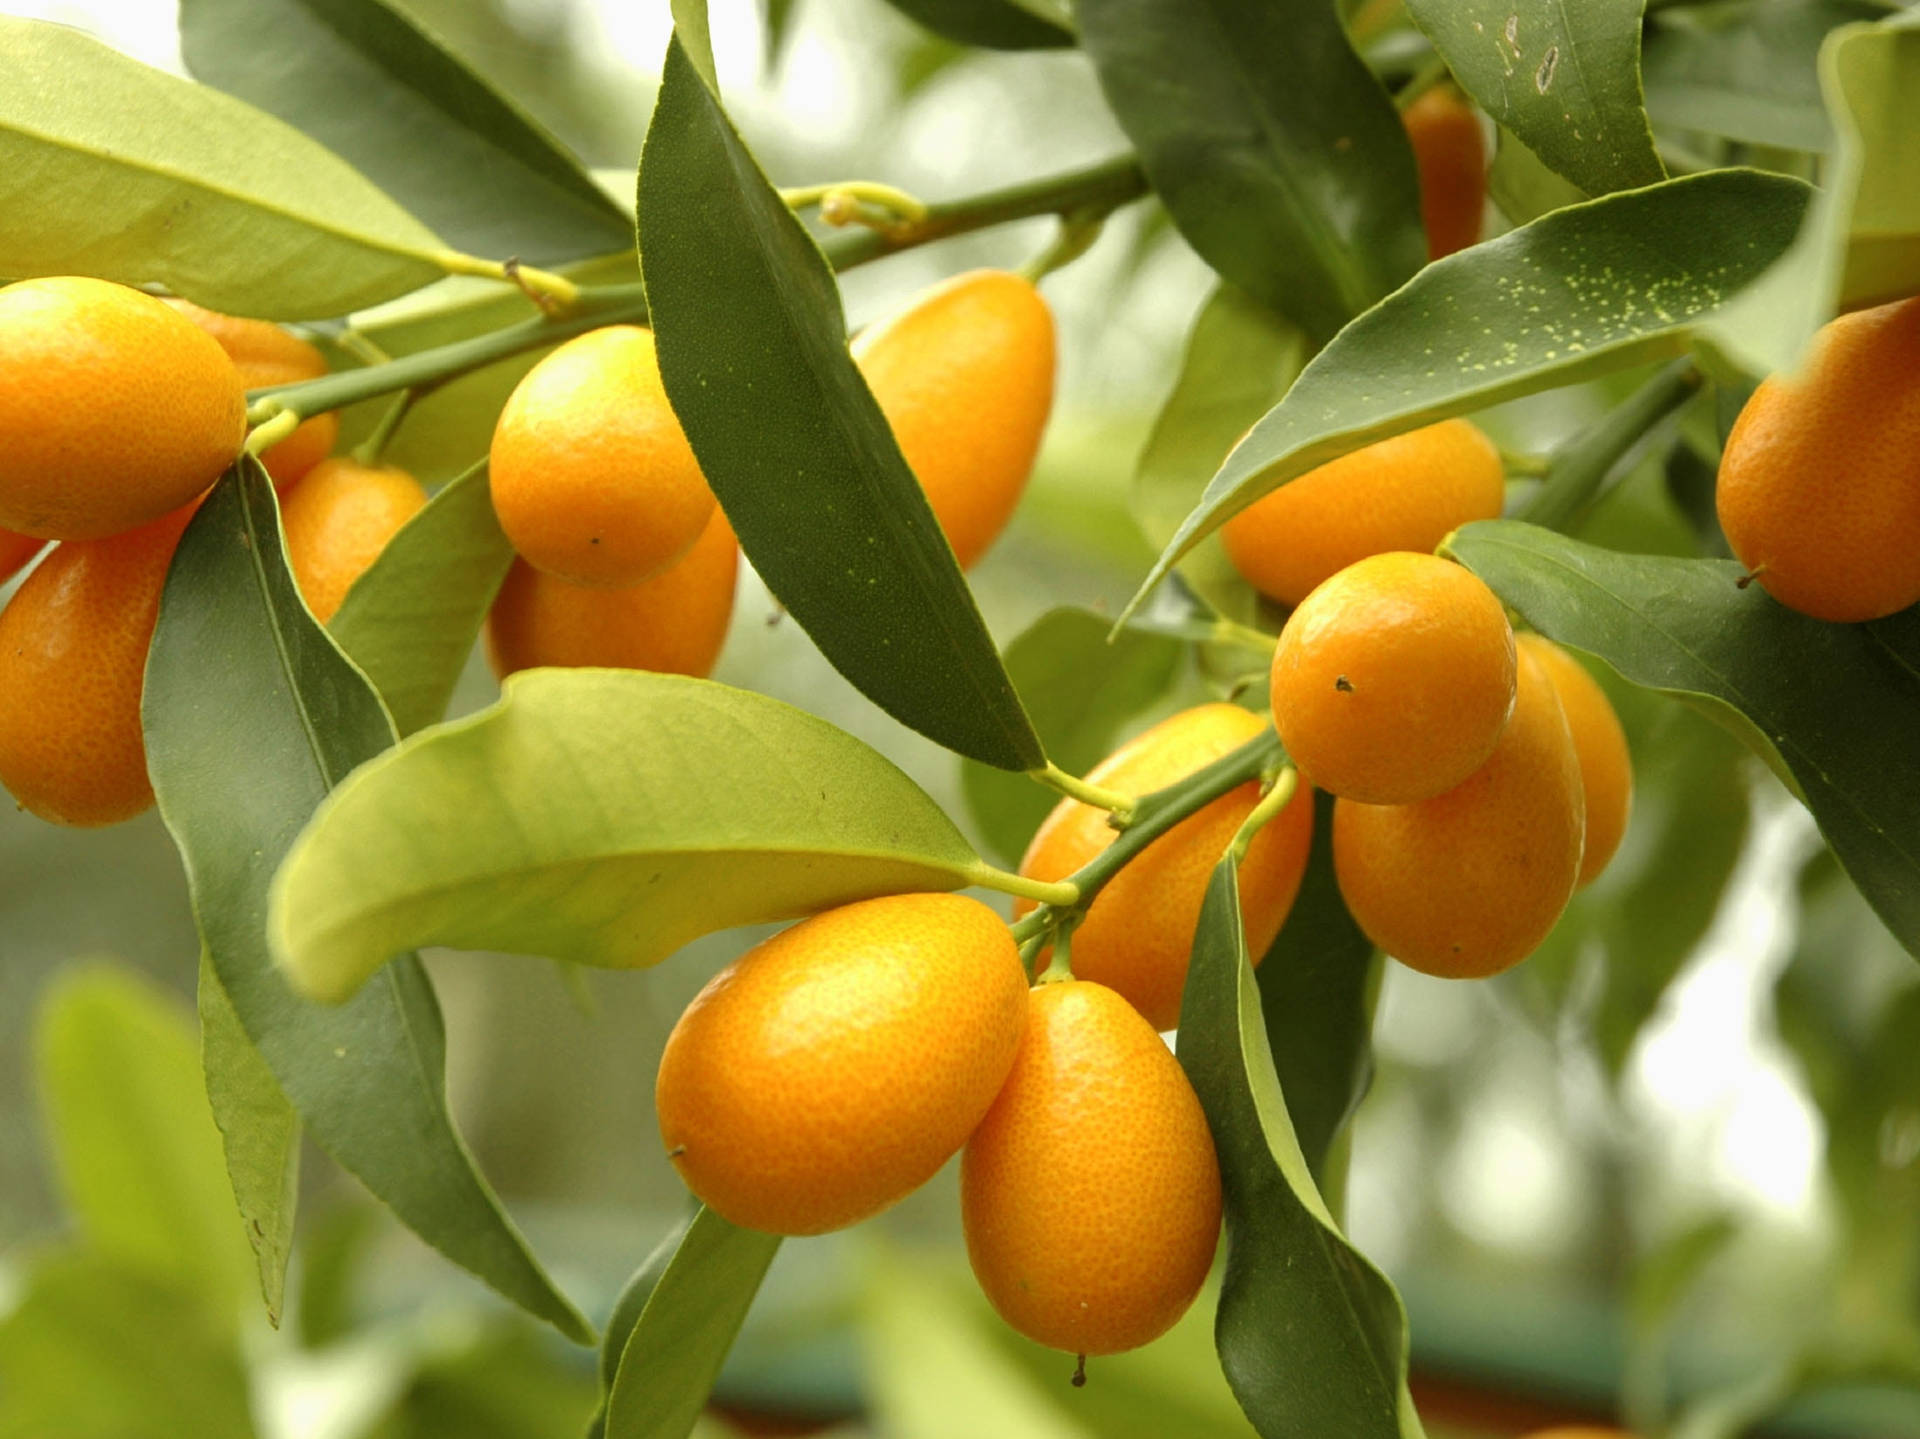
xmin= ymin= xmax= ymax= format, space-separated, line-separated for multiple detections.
xmin=485 ymin=507 xmax=737 ymax=681
xmin=0 ymin=277 xmax=245 ymax=540
xmin=1517 ymin=634 xmax=1632 ymax=887
xmin=279 ymin=458 xmax=427 ymax=624
xmin=1271 ymin=551 xmax=1516 ymax=804
xmin=0 ymin=528 xmax=44 ymax=585
xmin=1716 ymin=296 xmax=1920 ymax=622
xmin=167 ymin=299 xmax=337 ymax=489
xmin=655 ymin=893 xmax=1028 ymax=1236
xmin=1403 ymin=85 xmax=1486 ymax=261
xmin=962 ymin=979 xmax=1221 ymax=1356
xmin=489 ymin=324 xmax=716 ymax=587
xmin=1221 ymin=419 xmax=1504 ymax=608
xmin=1333 ymin=644 xmax=1584 ymax=979
xmin=1016 ymin=703 xmax=1313 ymax=1032
xmin=853 ymin=269 xmax=1055 ymax=569
xmin=0 ymin=504 xmax=197 ymax=826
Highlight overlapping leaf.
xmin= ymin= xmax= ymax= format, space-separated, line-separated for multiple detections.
xmin=881 ymin=0 xmax=1074 ymax=49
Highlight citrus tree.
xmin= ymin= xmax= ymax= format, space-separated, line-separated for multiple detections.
xmin=3 ymin=1 xmax=1920 ymax=1437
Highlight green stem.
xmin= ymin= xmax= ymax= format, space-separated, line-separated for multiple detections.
xmin=1029 ymin=761 xmax=1137 ymax=821
xmin=1515 ymin=358 xmax=1702 ymax=532
xmin=1018 ymin=210 xmax=1109 ymax=284
xmin=1227 ymin=766 xmax=1299 ymax=866
xmin=351 ymin=388 xmax=415 ymax=468
xmin=1037 ymin=932 xmax=1076 ymax=985
xmin=968 ymin=862 xmax=1079 ymax=907
xmin=243 ymin=409 xmax=299 ymax=457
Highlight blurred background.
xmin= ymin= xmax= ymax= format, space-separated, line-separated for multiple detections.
xmin=3 ymin=1 xmax=1918 ymax=1436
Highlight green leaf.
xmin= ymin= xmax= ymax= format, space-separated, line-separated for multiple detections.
xmin=34 ymin=963 xmax=255 ymax=1316
xmin=961 ymin=609 xmax=1182 ymax=867
xmin=589 ymin=1212 xmax=696 ymax=1438
xmin=1487 ymin=126 xmax=1591 ymax=226
xmin=268 ymin=668 xmax=985 ymax=1003
xmin=197 ymin=952 xmax=301 ymax=1326
xmin=638 ymin=37 xmax=1042 ymax=772
xmin=1444 ymin=519 xmax=1920 ymax=961
xmin=1405 ymin=0 xmax=1665 ymax=197
xmin=1125 ymin=169 xmax=1814 ymax=619
xmin=0 ymin=16 xmax=445 ymax=319
xmin=1253 ymin=791 xmax=1380 ymax=1188
xmin=145 ymin=461 xmax=590 ymax=1343
xmin=1179 ymin=863 xmax=1421 ymax=1439
xmin=880 ymin=0 xmax=1075 ymax=49
xmin=1134 ymin=285 xmax=1311 ymax=626
xmin=602 ymin=1207 xmax=781 ymax=1439
xmin=178 ymin=0 xmax=632 ymax=264
xmin=1077 ymin=0 xmax=1424 ymax=341
xmin=329 ymin=460 xmax=513 ymax=736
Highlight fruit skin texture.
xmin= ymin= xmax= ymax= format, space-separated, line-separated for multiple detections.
xmin=1334 ymin=644 xmax=1585 ymax=979
xmin=1517 ymin=634 xmax=1632 ymax=887
xmin=0 ymin=505 xmax=196 ymax=826
xmin=655 ymin=892 xmax=1028 ymax=1237
xmin=962 ymin=979 xmax=1222 ymax=1356
xmin=1716 ymin=296 xmax=1920 ymax=622
xmin=1271 ymin=551 xmax=1516 ymax=804
xmin=168 ymin=299 xmax=337 ymax=489
xmin=853 ymin=269 xmax=1055 ymax=569
xmin=486 ymin=507 xmax=737 ymax=681
xmin=1403 ymin=85 xmax=1486 ymax=261
xmin=279 ymin=458 xmax=427 ymax=624
xmin=0 ymin=529 xmax=45 ymax=586
xmin=1220 ymin=419 xmax=1504 ymax=607
xmin=489 ymin=324 xmax=715 ymax=588
xmin=0 ymin=277 xmax=245 ymax=541
xmin=1016 ymin=703 xmax=1313 ymax=1032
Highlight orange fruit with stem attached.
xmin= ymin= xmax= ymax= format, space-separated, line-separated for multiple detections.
xmin=1333 ymin=644 xmax=1585 ymax=979
xmin=962 ymin=979 xmax=1221 ymax=1357
xmin=1403 ymin=84 xmax=1486 ymax=260
xmin=1517 ymin=634 xmax=1632 ymax=886
xmin=656 ymin=892 xmax=1028 ymax=1236
xmin=167 ymin=299 xmax=337 ymax=489
xmin=1271 ymin=551 xmax=1516 ymax=804
xmin=0 ymin=528 xmax=44 ymax=586
xmin=279 ymin=457 xmax=427 ymax=623
xmin=1716 ymin=296 xmax=1920 ymax=622
xmin=489 ymin=324 xmax=715 ymax=588
xmin=0 ymin=504 xmax=197 ymax=826
xmin=485 ymin=507 xmax=738 ymax=680
xmin=1015 ymin=703 xmax=1314 ymax=1032
xmin=0 ymin=277 xmax=244 ymax=540
xmin=1220 ymin=419 xmax=1504 ymax=607
xmin=853 ymin=269 xmax=1055 ymax=569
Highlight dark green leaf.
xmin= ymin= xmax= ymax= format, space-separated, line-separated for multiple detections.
xmin=146 ymin=461 xmax=590 ymax=1343
xmin=1078 ymin=0 xmax=1424 ymax=341
xmin=589 ymin=1211 xmax=695 ymax=1438
xmin=178 ymin=0 xmax=631 ymax=264
xmin=602 ymin=1206 xmax=781 ymax=1439
xmin=1180 ymin=862 xmax=1420 ymax=1438
xmin=329 ymin=460 xmax=513 ymax=736
xmin=1487 ymin=126 xmax=1591 ymax=226
xmin=638 ymin=37 xmax=1041 ymax=771
xmin=1126 ymin=169 xmax=1813 ymax=619
xmin=1405 ymin=0 xmax=1665 ymax=197
xmin=879 ymin=0 xmax=1075 ymax=49
xmin=961 ymin=608 xmax=1182 ymax=867
xmin=1445 ymin=519 xmax=1920 ymax=961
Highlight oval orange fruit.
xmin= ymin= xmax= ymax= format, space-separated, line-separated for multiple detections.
xmin=168 ymin=299 xmax=337 ymax=489
xmin=1403 ymin=85 xmax=1486 ymax=260
xmin=1516 ymin=634 xmax=1632 ymax=886
xmin=279 ymin=458 xmax=427 ymax=623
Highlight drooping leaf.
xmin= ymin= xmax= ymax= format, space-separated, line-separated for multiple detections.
xmin=268 ymin=668 xmax=987 ymax=1003
xmin=1180 ymin=863 xmax=1422 ymax=1438
xmin=1445 ymin=518 xmax=1920 ymax=961
xmin=145 ymin=461 xmax=590 ymax=1342
xmin=1077 ymin=0 xmax=1424 ymax=341
xmin=329 ymin=460 xmax=513 ymax=736
xmin=0 ymin=16 xmax=445 ymax=318
xmin=1125 ymin=169 xmax=1813 ymax=619
xmin=879 ymin=0 xmax=1075 ymax=49
xmin=961 ymin=609 xmax=1183 ymax=867
xmin=1405 ymin=0 xmax=1665 ymax=198
xmin=178 ymin=0 xmax=632 ymax=263
xmin=638 ymin=37 xmax=1042 ymax=772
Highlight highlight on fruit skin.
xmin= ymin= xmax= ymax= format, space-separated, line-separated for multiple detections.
xmin=0 ymin=277 xmax=245 ymax=541
xmin=1715 ymin=295 xmax=1920 ymax=623
xmin=1402 ymin=83 xmax=1487 ymax=261
xmin=1016 ymin=702 xmax=1313 ymax=1032
xmin=167 ymin=298 xmax=338 ymax=489
xmin=489 ymin=324 xmax=716 ymax=589
xmin=1221 ymin=418 xmax=1504 ymax=608
xmin=961 ymin=979 xmax=1222 ymax=1357
xmin=1270 ymin=551 xmax=1517 ymax=805
xmin=280 ymin=458 xmax=428 ymax=623
xmin=1517 ymin=633 xmax=1632 ymax=887
xmin=1333 ymin=643 xmax=1585 ymax=980
xmin=655 ymin=892 xmax=1028 ymax=1237
xmin=853 ymin=268 xmax=1055 ymax=569
xmin=485 ymin=507 xmax=738 ymax=681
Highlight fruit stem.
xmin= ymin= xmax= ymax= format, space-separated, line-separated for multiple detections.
xmin=351 ymin=388 xmax=415 ymax=468
xmin=1226 ymin=766 xmax=1299 ymax=866
xmin=1036 ymin=928 xmax=1076 ymax=985
xmin=1514 ymin=358 xmax=1702 ymax=532
xmin=968 ymin=862 xmax=1080 ymax=908
xmin=242 ymin=409 xmax=300 ymax=458
xmin=1018 ymin=209 xmax=1108 ymax=284
xmin=432 ymin=249 xmax=582 ymax=312
xmin=1030 ymin=761 xmax=1137 ymax=821
xmin=781 ymin=179 xmax=929 ymax=231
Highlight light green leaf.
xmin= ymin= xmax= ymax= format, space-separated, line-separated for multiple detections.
xmin=0 ymin=16 xmax=445 ymax=319
xmin=1487 ymin=126 xmax=1590 ymax=226
xmin=269 ymin=669 xmax=985 ymax=1003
